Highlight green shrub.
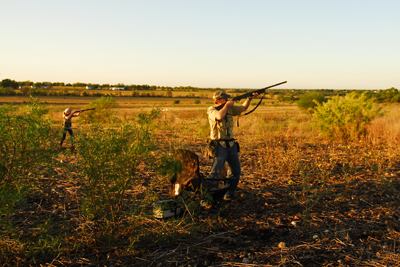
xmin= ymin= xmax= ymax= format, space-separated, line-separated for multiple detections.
xmin=194 ymin=99 xmax=201 ymax=104
xmin=375 ymin=87 xmax=399 ymax=103
xmin=29 ymin=88 xmax=48 ymax=96
xmin=173 ymin=100 xmax=180 ymax=104
xmin=0 ymin=86 xmax=17 ymax=96
xmin=79 ymin=96 xmax=119 ymax=123
xmin=76 ymin=125 xmax=150 ymax=221
xmin=297 ymin=92 xmax=327 ymax=111
xmin=0 ymin=98 xmax=56 ymax=219
xmin=391 ymin=94 xmax=400 ymax=103
xmin=20 ymin=86 xmax=30 ymax=96
xmin=74 ymin=108 xmax=170 ymax=243
xmin=277 ymin=95 xmax=295 ymax=103
xmin=312 ymin=92 xmax=382 ymax=141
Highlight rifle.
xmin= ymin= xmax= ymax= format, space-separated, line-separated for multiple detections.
xmin=72 ymin=108 xmax=95 ymax=114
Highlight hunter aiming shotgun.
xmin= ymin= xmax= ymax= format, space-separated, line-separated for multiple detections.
xmin=204 ymin=82 xmax=287 ymax=201
xmin=59 ymin=108 xmax=95 ymax=148
xmin=215 ymin=81 xmax=287 ymax=116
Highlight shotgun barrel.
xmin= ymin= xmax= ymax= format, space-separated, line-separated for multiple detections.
xmin=231 ymin=81 xmax=287 ymax=101
xmin=72 ymin=108 xmax=95 ymax=114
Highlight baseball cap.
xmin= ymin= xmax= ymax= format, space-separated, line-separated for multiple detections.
xmin=213 ymin=90 xmax=231 ymax=100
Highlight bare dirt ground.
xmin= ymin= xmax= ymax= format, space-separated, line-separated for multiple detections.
xmin=136 ymin=140 xmax=400 ymax=267
xmin=5 ymin=137 xmax=400 ymax=267
xmin=2 ymin=98 xmax=400 ymax=266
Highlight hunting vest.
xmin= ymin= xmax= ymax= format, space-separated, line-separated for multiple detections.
xmin=207 ymin=105 xmax=243 ymax=148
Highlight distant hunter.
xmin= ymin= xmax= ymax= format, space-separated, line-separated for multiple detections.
xmin=59 ymin=108 xmax=80 ymax=148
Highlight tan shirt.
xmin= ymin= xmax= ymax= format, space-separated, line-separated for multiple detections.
xmin=63 ymin=113 xmax=74 ymax=129
xmin=207 ymin=105 xmax=244 ymax=148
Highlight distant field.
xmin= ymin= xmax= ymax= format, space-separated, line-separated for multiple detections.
xmin=0 ymin=94 xmax=282 ymax=109
xmin=0 ymin=95 xmax=297 ymax=132
xmin=0 ymin=95 xmax=212 ymax=106
xmin=13 ymin=88 xmax=217 ymax=98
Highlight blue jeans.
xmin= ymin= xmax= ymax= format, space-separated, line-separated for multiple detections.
xmin=207 ymin=142 xmax=241 ymax=198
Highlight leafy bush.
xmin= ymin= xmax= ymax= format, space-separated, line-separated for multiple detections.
xmin=391 ymin=94 xmax=400 ymax=103
xmin=194 ymin=99 xmax=201 ymax=104
xmin=0 ymin=98 xmax=56 ymax=219
xmin=0 ymin=86 xmax=17 ymax=96
xmin=375 ymin=87 xmax=399 ymax=103
xmin=74 ymin=108 xmax=169 ymax=243
xmin=20 ymin=86 xmax=30 ymax=95
xmin=312 ymin=92 xmax=382 ymax=141
xmin=79 ymin=96 xmax=119 ymax=123
xmin=297 ymin=92 xmax=327 ymax=111
xmin=29 ymin=88 xmax=48 ymax=96
xmin=173 ymin=100 xmax=180 ymax=104
xmin=76 ymin=125 xmax=150 ymax=220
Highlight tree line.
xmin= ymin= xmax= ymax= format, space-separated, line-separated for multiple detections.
xmin=1 ymin=78 xmax=399 ymax=104
xmin=1 ymin=79 xmax=225 ymax=92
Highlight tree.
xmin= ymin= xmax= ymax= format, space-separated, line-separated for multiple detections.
xmin=20 ymin=80 xmax=34 ymax=86
xmin=72 ymin=82 xmax=86 ymax=87
xmin=52 ymin=82 xmax=65 ymax=86
xmin=20 ymin=87 xmax=30 ymax=96
xmin=0 ymin=79 xmax=19 ymax=89
xmin=166 ymin=90 xmax=173 ymax=98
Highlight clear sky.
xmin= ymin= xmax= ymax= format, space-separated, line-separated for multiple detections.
xmin=1 ymin=0 xmax=399 ymax=89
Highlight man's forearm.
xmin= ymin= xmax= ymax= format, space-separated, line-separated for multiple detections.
xmin=216 ymin=105 xmax=229 ymax=120
xmin=242 ymin=98 xmax=251 ymax=111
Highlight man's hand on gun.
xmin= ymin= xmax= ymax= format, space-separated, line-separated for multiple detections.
xmin=232 ymin=92 xmax=259 ymax=104
xmin=248 ymin=92 xmax=259 ymax=99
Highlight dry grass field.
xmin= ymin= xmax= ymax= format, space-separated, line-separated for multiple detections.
xmin=2 ymin=95 xmax=400 ymax=266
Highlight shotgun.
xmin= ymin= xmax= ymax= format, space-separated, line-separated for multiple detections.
xmin=72 ymin=108 xmax=95 ymax=114
xmin=215 ymin=81 xmax=287 ymax=115
xmin=231 ymin=81 xmax=287 ymax=101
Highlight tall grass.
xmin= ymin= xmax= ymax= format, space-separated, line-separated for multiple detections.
xmin=365 ymin=105 xmax=400 ymax=146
